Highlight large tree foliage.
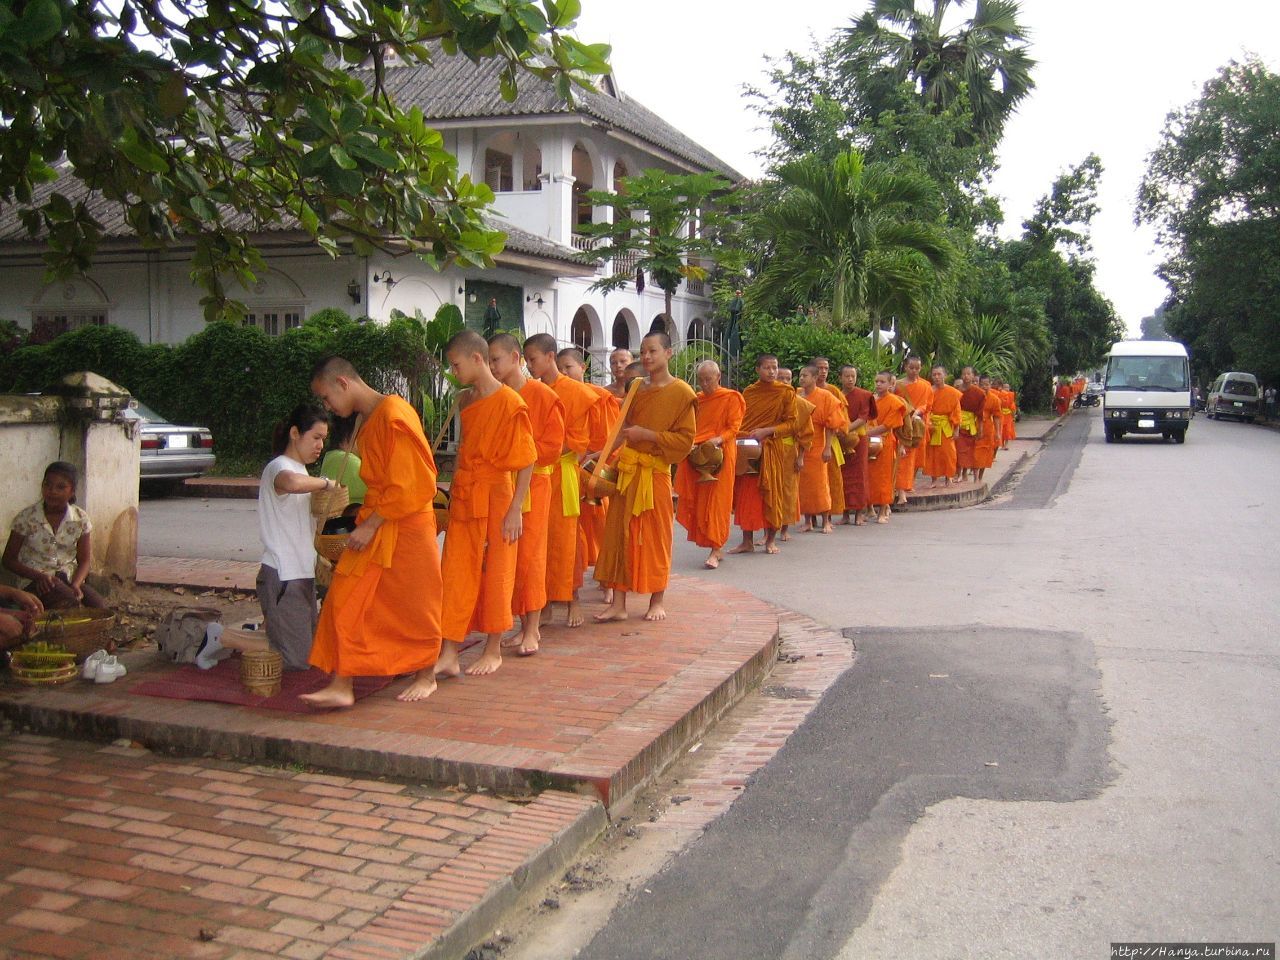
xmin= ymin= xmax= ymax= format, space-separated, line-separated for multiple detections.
xmin=0 ymin=0 xmax=610 ymax=319
xmin=836 ymin=0 xmax=1035 ymax=146
xmin=1136 ymin=59 xmax=1280 ymax=385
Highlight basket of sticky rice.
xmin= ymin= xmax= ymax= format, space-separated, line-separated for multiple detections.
xmin=29 ymin=608 xmax=116 ymax=660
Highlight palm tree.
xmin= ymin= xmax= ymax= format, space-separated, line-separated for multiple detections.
xmin=746 ymin=148 xmax=954 ymax=335
xmin=838 ymin=0 xmax=1035 ymax=145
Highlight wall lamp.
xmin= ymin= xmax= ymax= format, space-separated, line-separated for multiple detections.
xmin=345 ymin=280 xmax=361 ymax=305
xmin=372 ymin=270 xmax=397 ymax=288
xmin=526 ymin=293 xmax=545 ymax=308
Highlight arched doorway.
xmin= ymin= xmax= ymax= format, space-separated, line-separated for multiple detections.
xmin=612 ymin=308 xmax=637 ymax=351
xmin=686 ymin=316 xmax=710 ymax=343
xmin=572 ymin=143 xmax=595 ymax=231
xmin=650 ymin=313 xmax=674 ymax=339
xmin=571 ymin=306 xmax=595 ymax=352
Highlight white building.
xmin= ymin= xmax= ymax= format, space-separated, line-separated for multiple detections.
xmin=0 ymin=52 xmax=742 ymax=378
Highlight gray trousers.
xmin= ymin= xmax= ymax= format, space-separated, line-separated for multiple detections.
xmin=256 ymin=565 xmax=317 ymax=671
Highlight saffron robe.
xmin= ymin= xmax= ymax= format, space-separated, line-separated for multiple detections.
xmin=957 ymin=386 xmax=986 ymax=469
xmin=580 ymin=384 xmax=621 ymax=573
xmin=1001 ymin=389 xmax=1018 ymax=443
xmin=310 ymin=395 xmax=442 ymax=677
xmin=841 ymin=387 xmax=876 ymax=511
xmin=895 ymin=378 xmax=932 ymax=492
xmin=797 ymin=388 xmax=849 ymax=515
xmin=1054 ymin=383 xmax=1073 ymax=416
xmin=596 ymin=379 xmax=696 ymax=594
xmin=547 ymin=374 xmax=599 ymax=602
xmin=822 ymin=382 xmax=847 ymax=511
xmin=924 ymin=384 xmax=962 ymax=479
xmin=734 ymin=381 xmax=800 ymax=531
xmin=675 ymin=386 xmax=746 ymax=549
xmin=974 ymin=388 xmax=1003 ymax=470
xmin=790 ymin=396 xmax=816 ymax=523
xmin=512 ymin=378 xmax=565 ymax=616
xmin=868 ymin=393 xmax=907 ymax=507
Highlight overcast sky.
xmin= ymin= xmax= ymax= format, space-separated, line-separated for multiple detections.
xmin=576 ymin=1 xmax=1280 ymax=335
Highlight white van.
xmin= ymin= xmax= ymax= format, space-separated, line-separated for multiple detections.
xmin=1102 ymin=340 xmax=1192 ymax=444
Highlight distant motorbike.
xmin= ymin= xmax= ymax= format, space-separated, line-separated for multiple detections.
xmin=1074 ymin=391 xmax=1100 ymax=408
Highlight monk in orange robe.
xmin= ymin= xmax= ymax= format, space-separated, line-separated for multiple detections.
xmin=893 ymin=354 xmax=932 ymax=506
xmin=867 ymin=370 xmax=907 ymax=523
xmin=838 ymin=364 xmax=876 ymax=525
xmin=925 ymin=365 xmax=963 ymax=486
xmin=486 ymin=334 xmax=564 ymax=657
xmin=973 ymin=374 xmax=1003 ymax=480
xmin=784 ymin=384 xmax=815 ymax=539
xmin=524 ymin=334 xmax=599 ymax=628
xmin=303 ymin=357 xmax=442 ymax=707
xmin=594 ymin=332 xmax=696 ymax=622
xmin=432 ymin=332 xmax=536 ymax=678
xmin=796 ymin=364 xmax=849 ymax=533
xmin=731 ymin=354 xmax=800 ymax=555
xmin=956 ymin=366 xmax=985 ymax=482
xmin=1054 ymin=379 xmax=1074 ymax=416
xmin=812 ymin=357 xmax=848 ymax=515
xmin=997 ymin=380 xmax=1018 ymax=448
xmin=674 ymin=360 xmax=745 ymax=569
xmin=606 ymin=348 xmax=634 ymax=402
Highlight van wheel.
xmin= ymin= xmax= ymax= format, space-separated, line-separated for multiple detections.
xmin=1174 ymin=430 xmax=1186 ymax=444
xmin=1104 ymin=426 xmax=1114 ymax=443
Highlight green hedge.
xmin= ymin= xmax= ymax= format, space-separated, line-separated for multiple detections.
xmin=0 ymin=310 xmax=441 ymax=468
xmin=739 ymin=316 xmax=877 ymax=388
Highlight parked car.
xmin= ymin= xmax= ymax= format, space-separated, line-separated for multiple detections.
xmin=121 ymin=401 xmax=215 ymax=488
xmin=1205 ymin=372 xmax=1260 ymax=422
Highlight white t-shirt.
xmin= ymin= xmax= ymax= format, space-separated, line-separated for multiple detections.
xmin=258 ymin=455 xmax=316 ymax=582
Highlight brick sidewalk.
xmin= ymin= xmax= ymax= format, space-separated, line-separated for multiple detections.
xmin=136 ymin=557 xmax=259 ymax=592
xmin=0 ymin=734 xmax=601 ymax=960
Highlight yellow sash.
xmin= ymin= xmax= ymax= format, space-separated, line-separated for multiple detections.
xmin=929 ymin=414 xmax=954 ymax=446
xmin=959 ymin=410 xmax=978 ymax=436
xmin=615 ymin=448 xmax=664 ymax=517
xmin=519 ymin=464 xmax=554 ymax=513
xmin=558 ymin=452 xmax=580 ymax=518
xmin=832 ymin=441 xmax=845 ymax=467
xmin=1000 ymin=407 xmax=1012 ymax=416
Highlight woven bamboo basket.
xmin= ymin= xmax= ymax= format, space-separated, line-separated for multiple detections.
xmin=29 ymin=608 xmax=116 ymax=660
xmin=309 ymin=482 xmax=350 ymax=519
xmin=240 ymin=649 xmax=282 ymax=697
xmin=9 ymin=660 xmax=80 ymax=686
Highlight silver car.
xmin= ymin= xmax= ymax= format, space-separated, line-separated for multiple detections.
xmin=122 ymin=401 xmax=216 ymax=486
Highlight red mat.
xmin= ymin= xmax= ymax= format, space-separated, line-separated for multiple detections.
xmin=130 ymin=658 xmax=394 ymax=713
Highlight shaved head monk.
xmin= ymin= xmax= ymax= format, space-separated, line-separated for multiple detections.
xmin=925 ymin=365 xmax=962 ymax=487
xmin=607 ymin=348 xmax=634 ymax=401
xmin=957 ymin=366 xmax=984 ymax=482
xmin=812 ymin=357 xmax=848 ymax=512
xmin=997 ymin=379 xmax=1018 ymax=448
xmin=838 ymin=365 xmax=875 ymax=525
xmin=304 ymin=356 xmax=442 ymax=707
xmin=973 ymin=373 xmax=1003 ymax=481
xmin=524 ymin=334 xmax=600 ymax=627
xmin=867 ymin=370 xmax=908 ymax=524
xmin=675 ymin=360 xmax=746 ymax=569
xmin=489 ymin=333 xmax=564 ymax=656
xmin=434 ymin=331 xmax=536 ymax=678
xmin=894 ymin=355 xmax=932 ymax=507
xmin=797 ymin=364 xmax=849 ymax=534
xmin=594 ymin=332 xmax=696 ymax=622
xmin=731 ymin=354 xmax=800 ymax=555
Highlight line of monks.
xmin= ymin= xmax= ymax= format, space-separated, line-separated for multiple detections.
xmin=298 ymin=341 xmax=1017 ymax=709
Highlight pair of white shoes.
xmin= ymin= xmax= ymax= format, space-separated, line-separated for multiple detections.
xmin=83 ymin=650 xmax=127 ymax=683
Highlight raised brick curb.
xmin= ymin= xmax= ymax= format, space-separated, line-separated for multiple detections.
xmin=181 ymin=477 xmax=260 ymax=499
xmin=136 ymin=556 xmax=259 ymax=592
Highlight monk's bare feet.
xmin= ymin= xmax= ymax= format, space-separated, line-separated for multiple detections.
xmin=602 ymin=587 xmax=614 ymax=604
xmin=704 ymin=549 xmax=721 ymax=569
xmin=566 ymin=600 xmax=584 ymax=628
xmin=821 ymin=520 xmax=833 ymax=534
xmin=500 ymin=627 xmax=524 ymax=650
xmin=854 ymin=515 xmax=867 ymax=526
xmin=779 ymin=528 xmax=791 ymax=542
xmin=300 ymin=677 xmax=355 ymax=709
xmin=519 ymin=629 xmax=540 ymax=656
xmin=643 ymin=602 xmax=666 ymax=621
xmin=876 ymin=511 xmax=889 ymax=524
xmin=434 ymin=644 xmax=463 ymax=679
xmin=834 ymin=514 xmax=850 ymax=525
xmin=799 ymin=521 xmax=813 ymax=533
xmin=765 ymin=542 xmax=780 ymax=554
xmin=594 ymin=600 xmax=628 ymax=622
xmin=728 ymin=541 xmax=754 ymax=554
xmin=466 ymin=652 xmax=502 ymax=676
xmin=396 ymin=669 xmax=437 ymax=702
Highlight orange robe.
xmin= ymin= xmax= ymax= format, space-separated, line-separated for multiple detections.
xmin=894 ymin=378 xmax=932 ymax=492
xmin=974 ymin=389 xmax=1003 ymax=470
xmin=957 ymin=386 xmax=985 ymax=469
xmin=790 ymin=396 xmax=815 ymax=523
xmin=675 ymin=386 xmax=746 ymax=549
xmin=546 ymin=374 xmax=598 ymax=603
xmin=734 ymin=381 xmax=800 ymax=531
xmin=868 ymin=393 xmax=906 ymax=506
xmin=1001 ymin=389 xmax=1017 ymax=443
xmin=797 ymin=388 xmax=848 ymax=515
xmin=310 ymin=396 xmax=442 ymax=677
xmin=841 ymin=387 xmax=876 ymax=511
xmin=925 ymin=384 xmax=962 ymax=480
xmin=822 ymin=383 xmax=847 ymax=510
xmin=596 ymin=379 xmax=696 ymax=595
xmin=580 ymin=385 xmax=620 ymax=574
xmin=512 ymin=378 xmax=565 ymax=616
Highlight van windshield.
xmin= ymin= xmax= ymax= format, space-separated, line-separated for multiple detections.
xmin=1105 ymin=356 xmax=1189 ymax=392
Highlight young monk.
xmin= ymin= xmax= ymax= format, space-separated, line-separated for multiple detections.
xmin=524 ymin=333 xmax=600 ymax=627
xmin=606 ymin=348 xmax=634 ymax=401
xmin=731 ymin=355 xmax=800 ymax=555
xmin=304 ymin=357 xmax=442 ymax=707
xmin=432 ymin=332 xmax=536 ymax=678
xmin=894 ymin=355 xmax=932 ymax=506
xmin=973 ymin=373 xmax=1003 ymax=482
xmin=812 ymin=357 xmax=847 ymax=512
xmin=956 ymin=366 xmax=985 ymax=483
xmin=781 ymin=378 xmax=813 ymax=541
xmin=489 ymin=334 xmax=565 ymax=657
xmin=838 ymin=365 xmax=876 ymax=526
xmin=796 ymin=364 xmax=848 ymax=534
xmin=593 ymin=332 xmax=696 ymax=622
xmin=925 ymin=365 xmax=963 ymax=487
xmin=674 ymin=360 xmax=746 ymax=569
xmin=998 ymin=379 xmax=1018 ymax=447
xmin=866 ymin=370 xmax=908 ymax=524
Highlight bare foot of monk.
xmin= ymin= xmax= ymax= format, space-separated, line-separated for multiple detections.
xmin=799 ymin=521 xmax=813 ymax=533
xmin=876 ymin=510 xmax=890 ymax=524
xmin=779 ymin=526 xmax=791 ymax=542
xmin=704 ymin=548 xmax=722 ymax=569
xmin=434 ymin=642 xmax=463 ymax=679
xmin=500 ymin=626 xmax=524 ymax=650
xmin=835 ymin=514 xmax=850 ymax=525
xmin=644 ymin=592 xmax=667 ymax=621
xmin=821 ymin=519 xmax=834 ymax=534
xmin=519 ymin=628 xmax=540 ymax=656
xmin=602 ymin=587 xmax=614 ymax=604
xmin=300 ymin=676 xmax=355 ymax=709
xmin=728 ymin=536 xmax=754 ymax=554
xmin=566 ymin=600 xmax=584 ymax=628
xmin=396 ymin=670 xmax=437 ymax=702
xmin=594 ymin=595 xmax=628 ymax=622
xmin=854 ymin=515 xmax=867 ymax=526
xmin=466 ymin=636 xmax=503 ymax=676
